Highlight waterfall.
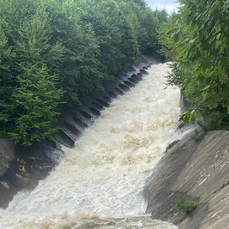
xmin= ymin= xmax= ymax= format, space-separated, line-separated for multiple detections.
xmin=0 ymin=62 xmax=180 ymax=229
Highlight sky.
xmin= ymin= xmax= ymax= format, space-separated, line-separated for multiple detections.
xmin=146 ymin=0 xmax=178 ymax=13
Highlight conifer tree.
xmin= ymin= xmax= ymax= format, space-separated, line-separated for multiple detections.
xmin=10 ymin=64 xmax=63 ymax=146
xmin=0 ymin=0 xmax=167 ymax=145
xmin=0 ymin=20 xmax=14 ymax=135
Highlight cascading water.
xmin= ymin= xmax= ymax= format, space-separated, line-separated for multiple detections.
xmin=0 ymin=62 xmax=180 ymax=229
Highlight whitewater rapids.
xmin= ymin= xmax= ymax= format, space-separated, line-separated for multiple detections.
xmin=0 ymin=62 xmax=180 ymax=229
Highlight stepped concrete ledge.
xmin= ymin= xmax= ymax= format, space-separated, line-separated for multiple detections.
xmin=0 ymin=56 xmax=152 ymax=209
xmin=144 ymin=130 xmax=229 ymax=229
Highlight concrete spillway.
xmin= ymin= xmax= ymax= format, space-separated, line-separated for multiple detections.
xmin=0 ymin=59 xmax=181 ymax=228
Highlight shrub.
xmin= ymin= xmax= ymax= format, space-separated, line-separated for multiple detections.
xmin=205 ymin=113 xmax=229 ymax=130
xmin=191 ymin=129 xmax=200 ymax=141
xmin=176 ymin=197 xmax=199 ymax=213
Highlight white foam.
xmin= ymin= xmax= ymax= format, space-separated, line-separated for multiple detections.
xmin=0 ymin=62 xmax=180 ymax=228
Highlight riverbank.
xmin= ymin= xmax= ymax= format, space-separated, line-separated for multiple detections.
xmin=144 ymin=129 xmax=229 ymax=229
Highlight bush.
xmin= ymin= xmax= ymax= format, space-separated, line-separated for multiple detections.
xmin=176 ymin=197 xmax=199 ymax=213
xmin=191 ymin=129 xmax=201 ymax=141
xmin=205 ymin=113 xmax=229 ymax=130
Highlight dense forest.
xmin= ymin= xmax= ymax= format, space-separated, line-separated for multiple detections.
xmin=159 ymin=0 xmax=229 ymax=128
xmin=0 ymin=0 xmax=168 ymax=146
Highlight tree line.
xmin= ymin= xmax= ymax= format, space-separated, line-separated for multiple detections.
xmin=158 ymin=0 xmax=229 ymax=128
xmin=0 ymin=0 xmax=168 ymax=146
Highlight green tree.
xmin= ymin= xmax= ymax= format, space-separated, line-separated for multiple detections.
xmin=157 ymin=14 xmax=178 ymax=60
xmin=117 ymin=0 xmax=168 ymax=55
xmin=176 ymin=0 xmax=229 ymax=122
xmin=79 ymin=0 xmax=139 ymax=77
xmin=0 ymin=3 xmax=64 ymax=145
xmin=14 ymin=9 xmax=63 ymax=69
xmin=0 ymin=0 xmax=167 ymax=145
xmin=10 ymin=64 xmax=63 ymax=146
xmin=0 ymin=20 xmax=15 ymax=135
xmin=42 ymin=0 xmax=106 ymax=104
xmin=10 ymin=8 xmax=64 ymax=145
xmin=159 ymin=0 xmax=229 ymax=123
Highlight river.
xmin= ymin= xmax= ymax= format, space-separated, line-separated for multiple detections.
xmin=0 ymin=62 xmax=180 ymax=228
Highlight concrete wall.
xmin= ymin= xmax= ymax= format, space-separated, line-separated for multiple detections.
xmin=144 ymin=130 xmax=229 ymax=229
xmin=0 ymin=139 xmax=15 ymax=176
xmin=0 ymin=141 xmax=55 ymax=208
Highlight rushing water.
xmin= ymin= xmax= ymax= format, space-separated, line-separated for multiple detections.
xmin=0 ymin=62 xmax=180 ymax=229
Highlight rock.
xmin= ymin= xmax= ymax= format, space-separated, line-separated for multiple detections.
xmin=0 ymin=141 xmax=55 ymax=209
xmin=0 ymin=139 xmax=15 ymax=176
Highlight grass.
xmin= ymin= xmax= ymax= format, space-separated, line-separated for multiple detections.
xmin=213 ymin=179 xmax=229 ymax=194
xmin=176 ymin=179 xmax=229 ymax=213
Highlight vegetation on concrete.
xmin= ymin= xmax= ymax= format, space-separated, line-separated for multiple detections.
xmin=213 ymin=179 xmax=229 ymax=194
xmin=177 ymin=179 xmax=229 ymax=213
xmin=176 ymin=197 xmax=199 ymax=213
xmin=191 ymin=129 xmax=201 ymax=141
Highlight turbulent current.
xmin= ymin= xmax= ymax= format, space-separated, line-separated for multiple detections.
xmin=0 ymin=63 xmax=181 ymax=228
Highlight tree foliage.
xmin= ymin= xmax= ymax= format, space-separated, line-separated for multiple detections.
xmin=0 ymin=0 xmax=167 ymax=146
xmin=158 ymin=0 xmax=229 ymax=124
xmin=10 ymin=64 xmax=63 ymax=145
xmin=0 ymin=20 xmax=14 ymax=130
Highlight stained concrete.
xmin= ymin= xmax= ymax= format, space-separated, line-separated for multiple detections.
xmin=144 ymin=130 xmax=229 ymax=229
xmin=0 ymin=139 xmax=15 ymax=176
xmin=0 ymin=141 xmax=55 ymax=208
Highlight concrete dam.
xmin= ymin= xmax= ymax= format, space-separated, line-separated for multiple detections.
xmin=1 ymin=57 xmax=228 ymax=229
